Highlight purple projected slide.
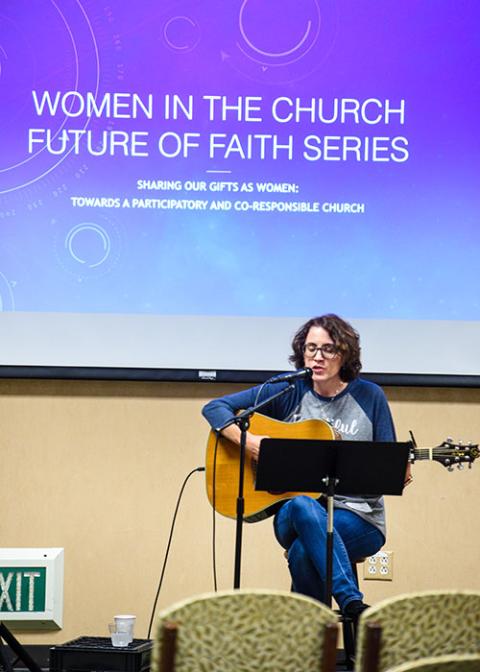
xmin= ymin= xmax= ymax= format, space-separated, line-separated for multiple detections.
xmin=0 ymin=0 xmax=478 ymax=322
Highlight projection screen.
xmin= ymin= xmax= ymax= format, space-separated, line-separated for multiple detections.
xmin=0 ymin=0 xmax=479 ymax=384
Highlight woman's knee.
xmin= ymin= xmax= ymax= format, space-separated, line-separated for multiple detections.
xmin=289 ymin=495 xmax=325 ymax=523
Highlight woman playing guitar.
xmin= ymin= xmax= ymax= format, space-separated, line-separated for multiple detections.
xmin=202 ymin=313 xmax=412 ymax=625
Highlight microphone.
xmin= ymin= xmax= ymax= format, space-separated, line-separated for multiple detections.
xmin=269 ymin=367 xmax=312 ymax=384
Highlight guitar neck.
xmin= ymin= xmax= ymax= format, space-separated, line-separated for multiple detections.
xmin=413 ymin=447 xmax=442 ymax=461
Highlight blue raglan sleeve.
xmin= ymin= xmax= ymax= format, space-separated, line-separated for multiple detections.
xmin=202 ymin=380 xmax=297 ymax=431
xmin=351 ymin=378 xmax=396 ymax=442
xmin=202 ymin=386 xmax=261 ymax=431
xmin=371 ymin=387 xmax=396 ymax=442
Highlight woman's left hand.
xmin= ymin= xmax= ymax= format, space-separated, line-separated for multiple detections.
xmin=404 ymin=462 xmax=414 ymax=487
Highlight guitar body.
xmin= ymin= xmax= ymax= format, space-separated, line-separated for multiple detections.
xmin=205 ymin=413 xmax=337 ymax=520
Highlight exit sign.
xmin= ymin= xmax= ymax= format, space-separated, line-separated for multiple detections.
xmin=0 ymin=549 xmax=63 ymax=628
xmin=0 ymin=567 xmax=46 ymax=612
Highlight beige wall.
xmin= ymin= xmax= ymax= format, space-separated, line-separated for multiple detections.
xmin=0 ymin=379 xmax=479 ymax=644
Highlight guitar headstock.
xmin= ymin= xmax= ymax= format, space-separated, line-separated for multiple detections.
xmin=432 ymin=439 xmax=479 ymax=470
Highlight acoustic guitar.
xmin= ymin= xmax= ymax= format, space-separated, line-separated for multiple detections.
xmin=205 ymin=413 xmax=479 ymax=520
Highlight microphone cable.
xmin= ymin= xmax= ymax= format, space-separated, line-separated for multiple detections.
xmin=146 ymin=465 xmax=205 ymax=639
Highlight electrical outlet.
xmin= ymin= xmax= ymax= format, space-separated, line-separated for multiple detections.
xmin=363 ymin=550 xmax=394 ymax=581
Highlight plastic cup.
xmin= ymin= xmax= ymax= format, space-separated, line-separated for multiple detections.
xmin=108 ymin=623 xmax=130 ymax=647
xmin=114 ymin=614 xmax=136 ymax=643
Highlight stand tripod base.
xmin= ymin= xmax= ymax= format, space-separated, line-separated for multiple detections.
xmin=0 ymin=623 xmax=42 ymax=672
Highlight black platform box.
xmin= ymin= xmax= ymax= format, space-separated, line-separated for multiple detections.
xmin=49 ymin=637 xmax=152 ymax=672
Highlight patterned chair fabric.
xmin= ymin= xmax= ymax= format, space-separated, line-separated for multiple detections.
xmin=355 ymin=590 xmax=480 ymax=672
xmin=385 ymin=653 xmax=480 ymax=672
xmin=151 ymin=588 xmax=339 ymax=672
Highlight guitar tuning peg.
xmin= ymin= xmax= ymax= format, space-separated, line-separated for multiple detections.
xmin=468 ymin=462 xmax=473 ymax=469
xmin=457 ymin=463 xmax=464 ymax=470
xmin=448 ymin=465 xmax=454 ymax=472
xmin=446 ymin=436 xmax=453 ymax=443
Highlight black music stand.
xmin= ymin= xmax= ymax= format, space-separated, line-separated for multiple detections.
xmin=255 ymin=438 xmax=411 ymax=607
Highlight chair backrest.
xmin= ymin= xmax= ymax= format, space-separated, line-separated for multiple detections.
xmin=355 ymin=590 xmax=480 ymax=672
xmin=384 ymin=653 xmax=480 ymax=672
xmin=151 ymin=588 xmax=339 ymax=672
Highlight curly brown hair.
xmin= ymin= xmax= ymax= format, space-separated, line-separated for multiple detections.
xmin=289 ymin=314 xmax=362 ymax=382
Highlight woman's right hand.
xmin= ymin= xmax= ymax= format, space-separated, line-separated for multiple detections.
xmin=220 ymin=424 xmax=269 ymax=462
xmin=246 ymin=433 xmax=269 ymax=462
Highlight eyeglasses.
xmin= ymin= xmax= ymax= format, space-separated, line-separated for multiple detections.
xmin=303 ymin=343 xmax=339 ymax=360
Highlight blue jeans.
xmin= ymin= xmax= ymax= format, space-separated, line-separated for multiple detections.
xmin=273 ymin=495 xmax=384 ymax=610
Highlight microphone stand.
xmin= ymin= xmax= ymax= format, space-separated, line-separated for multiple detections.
xmin=216 ymin=383 xmax=296 ymax=589
xmin=322 ymin=474 xmax=339 ymax=607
